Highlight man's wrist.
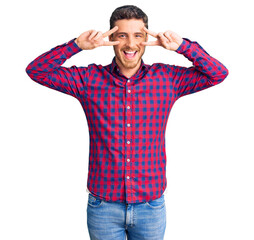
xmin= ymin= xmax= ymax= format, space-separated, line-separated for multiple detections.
xmin=74 ymin=38 xmax=82 ymax=49
xmin=62 ymin=38 xmax=83 ymax=58
xmin=175 ymin=38 xmax=191 ymax=54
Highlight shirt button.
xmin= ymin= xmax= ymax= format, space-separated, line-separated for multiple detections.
xmin=127 ymin=106 xmax=130 ymax=109
xmin=127 ymin=176 xmax=130 ymax=179
xmin=127 ymin=123 xmax=130 ymax=127
xmin=127 ymin=141 xmax=130 ymax=144
xmin=127 ymin=159 xmax=130 ymax=162
xmin=127 ymin=80 xmax=130 ymax=83
xmin=128 ymin=90 xmax=131 ymax=93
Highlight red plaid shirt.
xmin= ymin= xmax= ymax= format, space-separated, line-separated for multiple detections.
xmin=26 ymin=37 xmax=228 ymax=204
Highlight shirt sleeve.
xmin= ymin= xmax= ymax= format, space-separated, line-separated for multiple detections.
xmin=25 ymin=38 xmax=87 ymax=100
xmin=168 ymin=38 xmax=229 ymax=99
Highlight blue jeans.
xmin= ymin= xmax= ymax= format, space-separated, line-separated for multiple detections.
xmin=87 ymin=193 xmax=166 ymax=240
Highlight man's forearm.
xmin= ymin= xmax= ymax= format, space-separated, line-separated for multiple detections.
xmin=25 ymin=38 xmax=84 ymax=98
xmin=176 ymin=38 xmax=229 ymax=83
xmin=25 ymin=38 xmax=82 ymax=85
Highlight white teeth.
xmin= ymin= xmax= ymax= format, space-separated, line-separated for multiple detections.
xmin=125 ymin=51 xmax=136 ymax=54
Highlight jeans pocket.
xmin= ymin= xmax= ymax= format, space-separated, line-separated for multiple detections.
xmin=88 ymin=193 xmax=104 ymax=208
xmin=145 ymin=194 xmax=165 ymax=209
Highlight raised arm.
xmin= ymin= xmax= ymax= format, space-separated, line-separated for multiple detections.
xmin=25 ymin=27 xmax=119 ymax=99
xmin=25 ymin=38 xmax=84 ymax=99
xmin=142 ymin=27 xmax=229 ymax=98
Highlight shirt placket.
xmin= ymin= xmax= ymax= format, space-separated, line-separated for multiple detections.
xmin=125 ymin=78 xmax=133 ymax=203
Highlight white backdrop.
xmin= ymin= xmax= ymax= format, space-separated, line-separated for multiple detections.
xmin=1 ymin=0 xmax=253 ymax=239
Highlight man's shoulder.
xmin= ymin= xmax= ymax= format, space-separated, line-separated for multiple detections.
xmin=85 ymin=62 xmax=107 ymax=70
xmin=86 ymin=61 xmax=113 ymax=68
xmin=149 ymin=62 xmax=172 ymax=71
xmin=82 ymin=62 xmax=113 ymax=75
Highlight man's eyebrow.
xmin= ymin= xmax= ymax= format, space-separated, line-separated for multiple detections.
xmin=115 ymin=32 xmax=145 ymax=35
xmin=116 ymin=32 xmax=127 ymax=35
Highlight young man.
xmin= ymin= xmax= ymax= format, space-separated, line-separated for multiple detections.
xmin=26 ymin=5 xmax=228 ymax=240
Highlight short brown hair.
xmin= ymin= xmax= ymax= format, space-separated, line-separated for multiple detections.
xmin=110 ymin=5 xmax=148 ymax=29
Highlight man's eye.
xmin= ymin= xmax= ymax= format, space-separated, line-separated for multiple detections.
xmin=119 ymin=34 xmax=126 ymax=38
xmin=136 ymin=35 xmax=143 ymax=38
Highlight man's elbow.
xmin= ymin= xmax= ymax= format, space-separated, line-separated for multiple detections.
xmin=216 ymin=67 xmax=229 ymax=84
xmin=222 ymin=67 xmax=229 ymax=81
xmin=25 ymin=63 xmax=39 ymax=82
xmin=25 ymin=63 xmax=33 ymax=78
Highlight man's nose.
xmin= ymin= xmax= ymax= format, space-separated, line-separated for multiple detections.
xmin=126 ymin=37 xmax=136 ymax=48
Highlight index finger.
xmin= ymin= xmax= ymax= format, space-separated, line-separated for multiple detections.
xmin=102 ymin=26 xmax=119 ymax=38
xmin=143 ymin=27 xmax=158 ymax=38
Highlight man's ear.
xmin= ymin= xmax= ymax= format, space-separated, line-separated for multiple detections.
xmin=109 ymin=34 xmax=113 ymax=41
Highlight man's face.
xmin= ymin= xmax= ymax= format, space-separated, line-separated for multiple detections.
xmin=110 ymin=19 xmax=147 ymax=70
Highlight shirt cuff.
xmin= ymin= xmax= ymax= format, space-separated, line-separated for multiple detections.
xmin=175 ymin=38 xmax=191 ymax=54
xmin=62 ymin=38 xmax=83 ymax=58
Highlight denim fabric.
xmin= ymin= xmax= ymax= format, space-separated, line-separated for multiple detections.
xmin=87 ymin=193 xmax=166 ymax=240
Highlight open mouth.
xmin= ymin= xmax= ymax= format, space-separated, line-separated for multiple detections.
xmin=123 ymin=51 xmax=137 ymax=60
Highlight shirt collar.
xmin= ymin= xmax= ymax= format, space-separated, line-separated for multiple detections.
xmin=110 ymin=57 xmax=148 ymax=75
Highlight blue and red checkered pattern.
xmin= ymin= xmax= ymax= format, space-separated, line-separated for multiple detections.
xmin=26 ymin=38 xmax=228 ymax=204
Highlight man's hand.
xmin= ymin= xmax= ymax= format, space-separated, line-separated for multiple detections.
xmin=74 ymin=26 xmax=120 ymax=50
xmin=141 ymin=27 xmax=183 ymax=51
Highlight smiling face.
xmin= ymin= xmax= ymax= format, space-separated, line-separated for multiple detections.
xmin=110 ymin=19 xmax=147 ymax=74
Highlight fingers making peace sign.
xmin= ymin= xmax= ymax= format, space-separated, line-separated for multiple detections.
xmin=75 ymin=26 xmax=120 ymax=50
xmin=75 ymin=26 xmax=183 ymax=51
xmin=141 ymin=27 xmax=183 ymax=51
